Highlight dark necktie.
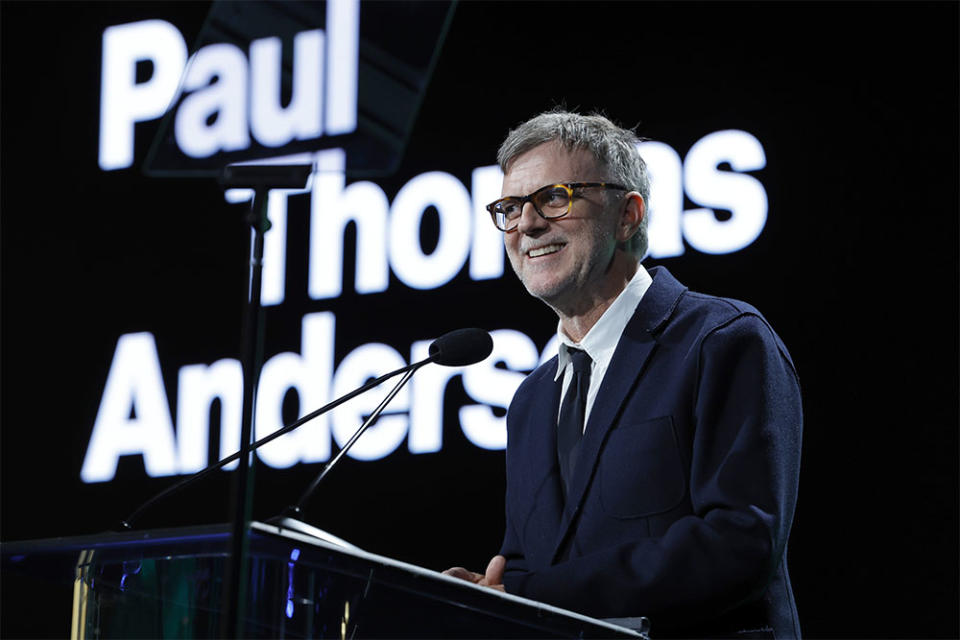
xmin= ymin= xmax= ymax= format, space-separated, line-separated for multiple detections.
xmin=557 ymin=347 xmax=592 ymax=495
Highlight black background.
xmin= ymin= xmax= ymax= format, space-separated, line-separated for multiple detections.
xmin=2 ymin=2 xmax=957 ymax=637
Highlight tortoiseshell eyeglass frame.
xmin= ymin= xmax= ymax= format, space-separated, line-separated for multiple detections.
xmin=486 ymin=182 xmax=628 ymax=232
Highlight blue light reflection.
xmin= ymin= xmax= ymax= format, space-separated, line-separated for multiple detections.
xmin=285 ymin=547 xmax=301 ymax=619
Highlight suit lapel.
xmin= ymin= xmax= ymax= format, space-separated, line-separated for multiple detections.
xmin=512 ymin=365 xmax=566 ymax=565
xmin=549 ymin=266 xmax=686 ymax=562
xmin=530 ymin=376 xmax=565 ymax=513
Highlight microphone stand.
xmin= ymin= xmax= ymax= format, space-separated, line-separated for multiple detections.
xmin=219 ymin=164 xmax=312 ymax=639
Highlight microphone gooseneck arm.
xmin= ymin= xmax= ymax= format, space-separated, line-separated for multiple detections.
xmin=277 ymin=364 xmax=422 ymax=520
xmin=118 ymin=327 xmax=494 ymax=531
xmin=120 ymin=357 xmax=428 ymax=530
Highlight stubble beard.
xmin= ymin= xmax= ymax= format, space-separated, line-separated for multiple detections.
xmin=516 ymin=218 xmax=618 ymax=318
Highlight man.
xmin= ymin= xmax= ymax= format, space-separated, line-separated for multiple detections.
xmin=445 ymin=110 xmax=803 ymax=639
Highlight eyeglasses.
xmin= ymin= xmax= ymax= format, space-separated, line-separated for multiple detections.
xmin=486 ymin=182 xmax=628 ymax=232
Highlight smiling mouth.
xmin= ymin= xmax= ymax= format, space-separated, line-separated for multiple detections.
xmin=527 ymin=243 xmax=565 ymax=258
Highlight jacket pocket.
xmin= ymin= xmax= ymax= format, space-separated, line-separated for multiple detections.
xmin=598 ymin=415 xmax=687 ymax=518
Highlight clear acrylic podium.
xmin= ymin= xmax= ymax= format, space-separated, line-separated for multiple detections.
xmin=2 ymin=521 xmax=648 ymax=638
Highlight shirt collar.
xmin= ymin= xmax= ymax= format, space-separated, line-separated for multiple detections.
xmin=555 ymin=264 xmax=653 ymax=380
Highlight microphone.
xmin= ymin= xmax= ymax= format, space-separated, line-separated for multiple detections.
xmin=119 ymin=328 xmax=493 ymax=530
xmin=428 ymin=327 xmax=493 ymax=366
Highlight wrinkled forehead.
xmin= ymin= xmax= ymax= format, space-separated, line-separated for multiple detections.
xmin=501 ymin=141 xmax=605 ymax=196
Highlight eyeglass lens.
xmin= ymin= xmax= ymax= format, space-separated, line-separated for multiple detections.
xmin=495 ymin=184 xmax=572 ymax=229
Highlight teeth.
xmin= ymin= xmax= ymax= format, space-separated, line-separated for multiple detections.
xmin=528 ymin=244 xmax=563 ymax=258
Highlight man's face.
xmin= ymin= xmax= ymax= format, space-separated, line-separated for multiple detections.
xmin=502 ymin=141 xmax=621 ymax=310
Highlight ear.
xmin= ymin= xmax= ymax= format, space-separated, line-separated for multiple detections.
xmin=616 ymin=192 xmax=645 ymax=244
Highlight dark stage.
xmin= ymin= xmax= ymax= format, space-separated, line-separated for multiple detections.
xmin=2 ymin=2 xmax=957 ymax=637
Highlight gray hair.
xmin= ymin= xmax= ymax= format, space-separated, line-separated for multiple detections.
xmin=497 ymin=110 xmax=651 ymax=258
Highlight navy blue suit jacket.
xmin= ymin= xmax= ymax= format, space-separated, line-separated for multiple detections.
xmin=500 ymin=267 xmax=802 ymax=638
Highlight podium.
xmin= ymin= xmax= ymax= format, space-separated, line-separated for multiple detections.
xmin=2 ymin=521 xmax=648 ymax=638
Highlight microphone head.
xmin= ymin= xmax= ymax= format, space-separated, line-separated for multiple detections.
xmin=428 ymin=328 xmax=493 ymax=367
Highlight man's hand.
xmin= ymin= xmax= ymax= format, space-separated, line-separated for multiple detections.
xmin=442 ymin=555 xmax=505 ymax=591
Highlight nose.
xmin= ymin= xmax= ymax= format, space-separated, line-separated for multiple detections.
xmin=516 ymin=201 xmax=548 ymax=235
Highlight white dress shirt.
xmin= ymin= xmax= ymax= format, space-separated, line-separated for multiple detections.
xmin=555 ymin=264 xmax=653 ymax=432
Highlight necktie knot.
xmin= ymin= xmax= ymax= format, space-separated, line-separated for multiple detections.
xmin=568 ymin=347 xmax=592 ymax=375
